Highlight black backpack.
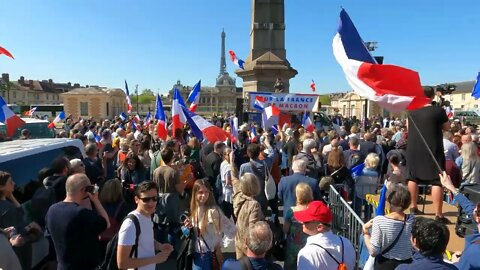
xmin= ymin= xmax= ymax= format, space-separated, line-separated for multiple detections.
xmin=98 ymin=214 xmax=141 ymax=270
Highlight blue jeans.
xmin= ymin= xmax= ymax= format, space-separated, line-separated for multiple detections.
xmin=193 ymin=252 xmax=212 ymax=270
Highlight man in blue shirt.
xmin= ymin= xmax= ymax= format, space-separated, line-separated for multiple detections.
xmin=278 ymin=159 xmax=321 ymax=218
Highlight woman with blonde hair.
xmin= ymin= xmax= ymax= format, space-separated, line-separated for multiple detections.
xmin=183 ymin=179 xmax=236 ymax=270
xmin=230 ymin=154 xmax=265 ymax=259
xmin=455 ymin=142 xmax=480 ymax=184
xmin=283 ymin=183 xmax=314 ymax=270
xmin=355 ymin=153 xmax=380 ymax=221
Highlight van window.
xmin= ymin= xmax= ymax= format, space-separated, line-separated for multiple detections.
xmin=0 ymin=122 xmax=54 ymax=139
xmin=2 ymin=146 xmax=83 ymax=192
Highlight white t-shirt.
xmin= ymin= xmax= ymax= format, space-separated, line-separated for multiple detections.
xmin=118 ymin=210 xmax=155 ymax=270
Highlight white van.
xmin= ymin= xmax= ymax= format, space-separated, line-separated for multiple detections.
xmin=0 ymin=118 xmax=55 ymax=140
xmin=0 ymin=138 xmax=85 ymax=268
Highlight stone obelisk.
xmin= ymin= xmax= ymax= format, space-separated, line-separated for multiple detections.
xmin=236 ymin=0 xmax=297 ymax=96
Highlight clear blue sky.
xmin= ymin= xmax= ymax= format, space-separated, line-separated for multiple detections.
xmin=0 ymin=0 xmax=479 ymax=95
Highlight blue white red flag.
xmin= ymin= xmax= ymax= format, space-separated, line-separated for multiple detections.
xmin=262 ymin=105 xmax=280 ymax=130
xmin=0 ymin=96 xmax=25 ymax=136
xmin=230 ymin=116 xmax=238 ymax=143
xmin=302 ymin=112 xmax=315 ymax=132
xmin=333 ymin=9 xmax=429 ymax=113
xmin=187 ymin=80 xmax=201 ymax=112
xmin=144 ymin=110 xmax=152 ymax=127
xmin=254 ymin=96 xmax=267 ymax=112
xmin=154 ymin=94 xmax=168 ymax=140
xmin=181 ymin=106 xmax=230 ymax=143
xmin=24 ymin=107 xmax=37 ymax=117
xmin=310 ymin=80 xmax=316 ymax=92
xmin=250 ymin=125 xmax=258 ymax=143
xmin=172 ymin=88 xmax=187 ymax=137
xmin=229 ymin=50 xmax=245 ymax=70
xmin=133 ymin=113 xmax=141 ymax=123
xmin=48 ymin=111 xmax=65 ymax=129
xmin=124 ymin=80 xmax=133 ymax=113
xmin=119 ymin=112 xmax=128 ymax=121
xmin=472 ymin=72 xmax=480 ymax=99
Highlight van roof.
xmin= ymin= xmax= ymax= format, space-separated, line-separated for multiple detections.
xmin=0 ymin=138 xmax=86 ymax=163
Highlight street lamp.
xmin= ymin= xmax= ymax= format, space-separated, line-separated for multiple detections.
xmin=135 ymin=84 xmax=139 ymax=113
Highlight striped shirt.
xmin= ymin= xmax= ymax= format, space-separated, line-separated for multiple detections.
xmin=370 ymin=215 xmax=413 ymax=260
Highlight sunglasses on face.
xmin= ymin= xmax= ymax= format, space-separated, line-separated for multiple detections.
xmin=139 ymin=196 xmax=158 ymax=203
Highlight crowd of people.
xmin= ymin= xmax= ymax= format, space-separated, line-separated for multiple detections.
xmin=0 ymin=89 xmax=479 ymax=270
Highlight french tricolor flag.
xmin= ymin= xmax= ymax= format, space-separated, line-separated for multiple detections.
xmin=181 ymin=106 xmax=230 ymax=143
xmin=172 ymin=88 xmax=187 ymax=137
xmin=250 ymin=125 xmax=258 ymax=143
xmin=0 ymin=96 xmax=25 ymax=136
xmin=302 ymin=112 xmax=315 ymax=132
xmin=228 ymin=50 xmax=245 ymax=70
xmin=154 ymin=94 xmax=168 ymax=140
xmin=144 ymin=110 xmax=152 ymax=128
xmin=333 ymin=9 xmax=429 ymax=113
xmin=48 ymin=111 xmax=65 ymax=129
xmin=262 ymin=105 xmax=280 ymax=131
xmin=187 ymin=80 xmax=201 ymax=112
xmin=254 ymin=96 xmax=267 ymax=112
xmin=124 ymin=80 xmax=133 ymax=113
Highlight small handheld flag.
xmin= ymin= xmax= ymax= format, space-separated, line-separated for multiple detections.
xmin=124 ymin=80 xmax=133 ymax=113
xmin=187 ymin=80 xmax=201 ymax=112
xmin=472 ymin=72 xmax=480 ymax=99
xmin=154 ymin=94 xmax=168 ymax=140
xmin=228 ymin=50 xmax=245 ymax=70
xmin=48 ymin=111 xmax=66 ymax=129
xmin=253 ymin=96 xmax=267 ymax=112
xmin=119 ymin=112 xmax=128 ymax=121
xmin=301 ymin=111 xmax=315 ymax=132
xmin=310 ymin=80 xmax=316 ymax=92
xmin=0 ymin=46 xmax=14 ymax=59
xmin=24 ymin=107 xmax=37 ymax=117
xmin=0 ymin=96 xmax=25 ymax=136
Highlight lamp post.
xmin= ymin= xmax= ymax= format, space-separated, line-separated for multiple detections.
xmin=135 ymin=84 xmax=139 ymax=113
xmin=363 ymin=41 xmax=380 ymax=130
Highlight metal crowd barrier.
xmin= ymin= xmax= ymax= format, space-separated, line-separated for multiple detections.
xmin=328 ymin=185 xmax=365 ymax=262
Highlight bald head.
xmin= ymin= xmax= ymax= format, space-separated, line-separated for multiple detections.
xmin=330 ymin=138 xmax=339 ymax=149
xmin=65 ymin=173 xmax=90 ymax=195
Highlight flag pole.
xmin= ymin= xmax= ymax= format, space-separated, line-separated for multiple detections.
xmin=407 ymin=113 xmax=443 ymax=173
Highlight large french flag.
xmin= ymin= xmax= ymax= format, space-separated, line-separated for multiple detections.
xmin=261 ymin=105 xmax=280 ymax=130
xmin=187 ymin=80 xmax=201 ymax=112
xmin=172 ymin=88 xmax=187 ymax=137
xmin=302 ymin=112 xmax=315 ymax=132
xmin=0 ymin=96 xmax=25 ymax=136
xmin=181 ymin=106 xmax=230 ymax=143
xmin=124 ymin=80 xmax=133 ymax=113
xmin=154 ymin=94 xmax=168 ymax=140
xmin=333 ymin=9 xmax=430 ymax=113
xmin=48 ymin=111 xmax=65 ymax=129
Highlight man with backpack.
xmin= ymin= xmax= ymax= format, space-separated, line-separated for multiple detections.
xmin=295 ymin=201 xmax=355 ymax=270
xmin=222 ymin=221 xmax=283 ymax=270
xmin=343 ymin=137 xmax=364 ymax=170
xmin=117 ymin=181 xmax=173 ymax=270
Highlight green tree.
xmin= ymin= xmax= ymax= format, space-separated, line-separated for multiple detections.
xmin=0 ymin=81 xmax=13 ymax=103
xmin=141 ymin=89 xmax=154 ymax=96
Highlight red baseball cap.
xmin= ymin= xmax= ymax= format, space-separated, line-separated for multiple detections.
xmin=293 ymin=201 xmax=333 ymax=224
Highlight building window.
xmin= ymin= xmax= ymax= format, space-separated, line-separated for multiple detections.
xmin=106 ymin=102 xmax=110 ymax=116
xmin=80 ymin=102 xmax=88 ymax=116
xmin=461 ymin=105 xmax=465 ymax=109
xmin=46 ymin=94 xmax=49 ymax=100
xmin=13 ymin=91 xmax=16 ymax=99
xmin=343 ymin=105 xmax=346 ymax=116
xmin=462 ymin=94 xmax=466 ymax=101
xmin=474 ymin=104 xmax=478 ymax=109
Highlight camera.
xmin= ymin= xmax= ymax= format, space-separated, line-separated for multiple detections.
xmin=436 ymin=84 xmax=456 ymax=95
xmin=85 ymin=185 xmax=99 ymax=194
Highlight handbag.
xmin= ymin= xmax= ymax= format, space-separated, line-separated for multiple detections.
xmin=199 ymin=234 xmax=221 ymax=270
xmin=263 ymin=161 xmax=276 ymax=200
xmin=374 ymin=215 xmax=410 ymax=270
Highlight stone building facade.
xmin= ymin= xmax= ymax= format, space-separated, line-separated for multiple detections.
xmin=61 ymin=88 xmax=127 ymax=120
xmin=0 ymin=73 xmax=82 ymax=105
